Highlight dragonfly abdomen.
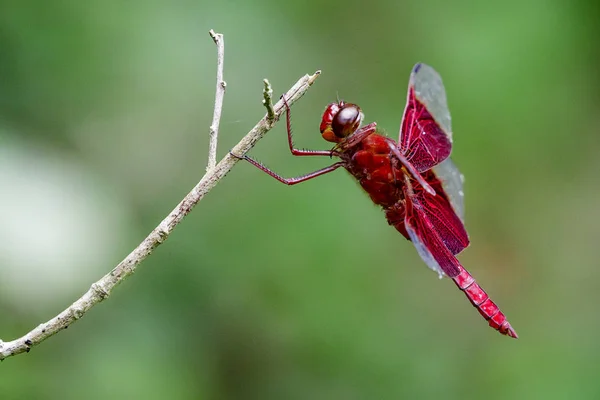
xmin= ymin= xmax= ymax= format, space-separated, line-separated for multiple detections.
xmin=453 ymin=266 xmax=518 ymax=338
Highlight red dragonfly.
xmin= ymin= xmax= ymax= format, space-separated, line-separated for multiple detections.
xmin=235 ymin=63 xmax=517 ymax=338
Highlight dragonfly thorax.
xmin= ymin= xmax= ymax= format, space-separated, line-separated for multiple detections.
xmin=320 ymin=101 xmax=364 ymax=143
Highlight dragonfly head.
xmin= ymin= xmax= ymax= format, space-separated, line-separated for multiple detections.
xmin=320 ymin=101 xmax=363 ymax=143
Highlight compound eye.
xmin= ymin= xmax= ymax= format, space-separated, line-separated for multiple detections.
xmin=331 ymin=104 xmax=361 ymax=138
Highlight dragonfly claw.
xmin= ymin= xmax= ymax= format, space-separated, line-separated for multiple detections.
xmin=229 ymin=150 xmax=245 ymax=160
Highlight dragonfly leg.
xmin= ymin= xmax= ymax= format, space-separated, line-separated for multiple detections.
xmin=230 ymin=151 xmax=345 ymax=185
xmin=281 ymin=96 xmax=337 ymax=157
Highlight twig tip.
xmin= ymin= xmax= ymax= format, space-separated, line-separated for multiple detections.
xmin=209 ymin=29 xmax=223 ymax=44
xmin=309 ymin=70 xmax=322 ymax=85
xmin=262 ymin=79 xmax=275 ymax=122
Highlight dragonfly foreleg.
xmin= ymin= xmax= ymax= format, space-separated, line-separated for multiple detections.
xmin=281 ymin=96 xmax=338 ymax=157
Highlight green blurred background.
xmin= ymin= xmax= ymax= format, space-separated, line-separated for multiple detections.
xmin=1 ymin=0 xmax=599 ymax=398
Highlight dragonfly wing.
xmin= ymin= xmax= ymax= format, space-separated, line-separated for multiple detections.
xmin=417 ymin=179 xmax=470 ymax=255
xmin=404 ymin=174 xmax=470 ymax=276
xmin=410 ymin=63 xmax=453 ymax=138
xmin=404 ymin=194 xmax=462 ymax=278
xmin=432 ymin=158 xmax=466 ymax=223
xmin=399 ymin=63 xmax=453 ymax=172
xmin=405 ymin=219 xmax=446 ymax=278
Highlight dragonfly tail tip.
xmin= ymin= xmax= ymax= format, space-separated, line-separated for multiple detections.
xmin=503 ymin=323 xmax=518 ymax=339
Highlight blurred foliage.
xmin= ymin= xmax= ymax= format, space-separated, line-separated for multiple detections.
xmin=1 ymin=0 xmax=600 ymax=399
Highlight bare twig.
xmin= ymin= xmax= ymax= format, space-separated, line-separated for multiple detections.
xmin=207 ymin=29 xmax=226 ymax=171
xmin=0 ymin=70 xmax=321 ymax=362
xmin=263 ymin=79 xmax=275 ymax=123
